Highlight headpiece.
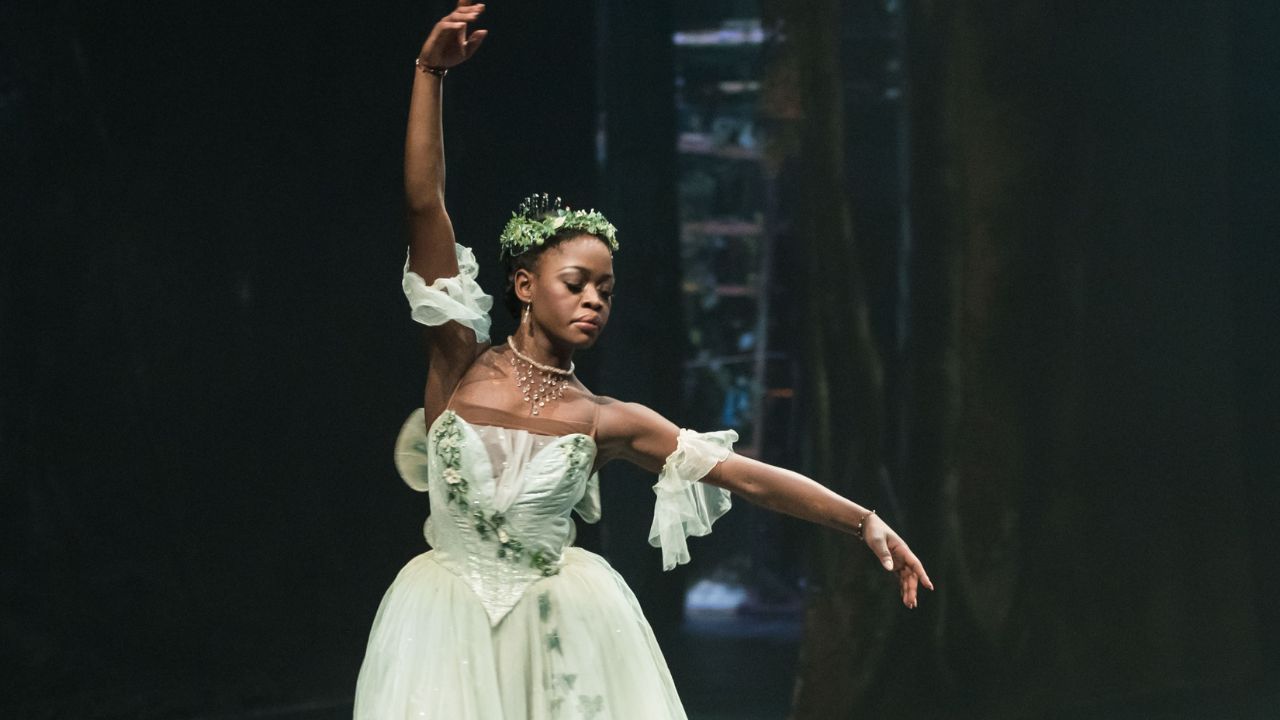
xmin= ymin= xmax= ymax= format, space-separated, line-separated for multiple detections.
xmin=498 ymin=193 xmax=619 ymax=259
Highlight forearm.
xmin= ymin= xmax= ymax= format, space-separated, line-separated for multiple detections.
xmin=402 ymin=68 xmax=459 ymax=281
xmin=404 ymin=70 xmax=446 ymax=213
xmin=706 ymin=454 xmax=870 ymax=535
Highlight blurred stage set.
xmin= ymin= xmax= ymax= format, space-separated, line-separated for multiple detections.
xmin=3 ymin=1 xmax=1277 ymax=718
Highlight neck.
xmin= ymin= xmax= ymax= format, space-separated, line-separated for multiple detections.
xmin=510 ymin=327 xmax=574 ymax=371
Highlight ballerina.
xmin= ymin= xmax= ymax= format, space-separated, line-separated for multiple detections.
xmin=353 ymin=3 xmax=932 ymax=718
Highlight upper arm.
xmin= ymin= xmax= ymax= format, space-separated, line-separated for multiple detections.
xmin=595 ymin=399 xmax=682 ymax=474
xmin=407 ymin=205 xmax=460 ymax=283
xmin=423 ymin=328 xmax=489 ymax=420
xmin=405 ymin=206 xmax=489 ymax=415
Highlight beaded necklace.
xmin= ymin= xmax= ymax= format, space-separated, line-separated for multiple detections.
xmin=506 ymin=336 xmax=574 ymax=416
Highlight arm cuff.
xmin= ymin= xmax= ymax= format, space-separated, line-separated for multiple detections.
xmin=647 ymin=428 xmax=738 ymax=571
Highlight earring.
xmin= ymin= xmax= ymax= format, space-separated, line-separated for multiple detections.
xmin=522 ymin=303 xmax=530 ymax=325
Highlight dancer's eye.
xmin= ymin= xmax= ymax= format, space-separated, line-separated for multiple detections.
xmin=566 ymin=283 xmax=583 ymax=293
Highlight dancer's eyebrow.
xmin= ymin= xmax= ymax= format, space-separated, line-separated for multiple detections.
xmin=558 ymin=266 xmax=614 ymax=281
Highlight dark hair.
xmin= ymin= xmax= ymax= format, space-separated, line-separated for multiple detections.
xmin=501 ymin=228 xmax=610 ymax=318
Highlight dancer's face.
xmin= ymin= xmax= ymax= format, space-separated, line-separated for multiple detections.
xmin=517 ymin=235 xmax=614 ymax=349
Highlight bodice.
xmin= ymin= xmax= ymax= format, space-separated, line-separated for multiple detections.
xmin=396 ymin=409 xmax=600 ymax=625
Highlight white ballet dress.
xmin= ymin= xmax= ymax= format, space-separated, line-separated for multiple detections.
xmin=352 ymin=243 xmax=738 ymax=719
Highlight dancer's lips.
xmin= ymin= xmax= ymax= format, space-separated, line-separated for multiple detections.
xmin=572 ymin=316 xmax=602 ymax=332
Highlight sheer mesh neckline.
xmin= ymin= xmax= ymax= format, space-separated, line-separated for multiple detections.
xmin=446 ymin=402 xmax=597 ymax=441
xmin=445 ymin=344 xmax=601 ymax=441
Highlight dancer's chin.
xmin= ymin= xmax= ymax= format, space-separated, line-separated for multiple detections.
xmin=570 ymin=326 xmax=603 ymax=349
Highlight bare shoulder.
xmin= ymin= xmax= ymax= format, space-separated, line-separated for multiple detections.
xmin=594 ymin=395 xmax=664 ymax=435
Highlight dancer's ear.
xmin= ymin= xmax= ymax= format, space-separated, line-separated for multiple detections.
xmin=513 ymin=268 xmax=536 ymax=304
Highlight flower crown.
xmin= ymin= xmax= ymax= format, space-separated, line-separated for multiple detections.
xmin=498 ymin=194 xmax=619 ymax=259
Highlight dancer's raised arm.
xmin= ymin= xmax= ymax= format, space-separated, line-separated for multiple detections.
xmin=405 ymin=1 xmax=487 ymax=280
xmin=596 ymin=398 xmax=934 ymax=608
xmin=404 ymin=2 xmax=489 ymax=418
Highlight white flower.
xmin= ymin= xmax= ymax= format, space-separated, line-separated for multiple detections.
xmin=497 ymin=527 xmax=510 ymax=544
xmin=443 ymin=468 xmax=463 ymax=485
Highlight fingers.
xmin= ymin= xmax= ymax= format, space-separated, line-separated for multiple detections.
xmin=433 ymin=20 xmax=468 ymax=48
xmin=887 ymin=543 xmax=934 ymax=609
xmin=913 ymin=559 xmax=935 ymax=591
xmin=464 ymin=29 xmax=488 ymax=58
xmin=897 ymin=547 xmax=934 ymax=592
xmin=444 ymin=3 xmax=485 ymax=50
xmin=447 ymin=3 xmax=484 ymax=22
xmin=900 ymin=569 xmax=919 ymax=608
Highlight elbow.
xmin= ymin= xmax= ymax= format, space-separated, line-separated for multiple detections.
xmin=405 ymin=193 xmax=446 ymax=216
xmin=724 ymin=471 xmax=771 ymax=507
xmin=708 ymin=456 xmax=768 ymax=506
xmin=409 ymin=184 xmax=450 ymax=215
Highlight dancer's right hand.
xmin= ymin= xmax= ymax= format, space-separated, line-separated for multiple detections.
xmin=418 ymin=1 xmax=488 ymax=70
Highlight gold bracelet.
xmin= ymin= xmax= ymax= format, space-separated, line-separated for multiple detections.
xmin=415 ymin=57 xmax=448 ymax=78
xmin=854 ymin=509 xmax=876 ymax=540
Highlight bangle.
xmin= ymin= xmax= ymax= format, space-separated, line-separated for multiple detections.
xmin=415 ymin=57 xmax=448 ymax=78
xmin=854 ymin=509 xmax=876 ymax=540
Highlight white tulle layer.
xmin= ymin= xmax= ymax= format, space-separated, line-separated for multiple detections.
xmin=354 ymin=548 xmax=688 ymax=720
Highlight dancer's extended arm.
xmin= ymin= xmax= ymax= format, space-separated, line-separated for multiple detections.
xmin=407 ymin=2 xmax=489 ymax=415
xmin=596 ymin=399 xmax=934 ymax=608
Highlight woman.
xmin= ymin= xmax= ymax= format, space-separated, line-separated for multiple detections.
xmin=354 ymin=3 xmax=933 ymax=718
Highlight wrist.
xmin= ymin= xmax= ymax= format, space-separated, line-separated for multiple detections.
xmin=415 ymin=57 xmax=448 ymax=78
xmin=853 ymin=509 xmax=876 ymax=540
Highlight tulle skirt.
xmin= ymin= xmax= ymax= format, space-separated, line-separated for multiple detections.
xmin=354 ymin=547 xmax=687 ymax=719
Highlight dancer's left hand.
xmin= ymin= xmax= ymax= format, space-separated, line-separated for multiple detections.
xmin=862 ymin=515 xmax=934 ymax=609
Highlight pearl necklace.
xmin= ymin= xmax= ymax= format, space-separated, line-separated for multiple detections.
xmin=506 ymin=337 xmax=574 ymax=416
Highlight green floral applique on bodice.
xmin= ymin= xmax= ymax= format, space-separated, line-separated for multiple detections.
xmin=421 ymin=410 xmax=599 ymax=625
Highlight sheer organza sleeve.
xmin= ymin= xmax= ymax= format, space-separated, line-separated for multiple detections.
xmin=402 ymin=243 xmax=493 ymax=344
xmin=648 ymin=428 xmax=739 ymax=571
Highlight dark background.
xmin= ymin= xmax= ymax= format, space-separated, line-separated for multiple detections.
xmin=1 ymin=1 xmax=603 ymax=715
xmin=3 ymin=1 xmax=1278 ymax=718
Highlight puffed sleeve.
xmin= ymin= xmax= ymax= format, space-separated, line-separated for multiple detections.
xmin=648 ymin=428 xmax=739 ymax=571
xmin=402 ymin=243 xmax=493 ymax=344
xmin=393 ymin=409 xmax=441 ymax=547
xmin=393 ymin=408 xmax=431 ymax=492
